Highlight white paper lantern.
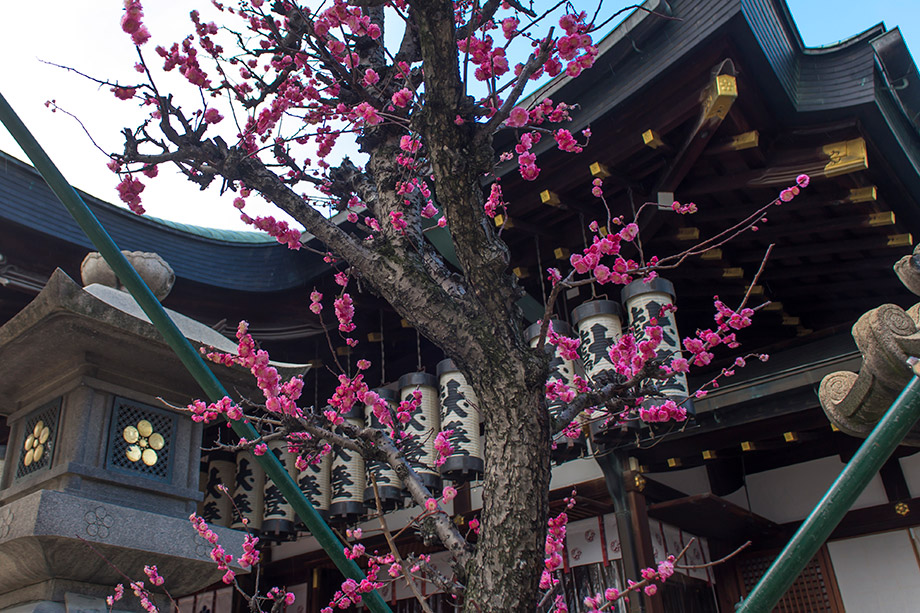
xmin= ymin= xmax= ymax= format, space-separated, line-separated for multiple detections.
xmin=398 ymin=372 xmax=441 ymax=491
xmin=436 ymin=359 xmax=484 ymax=481
xmin=231 ymin=450 xmax=265 ymax=531
xmin=526 ymin=320 xmax=587 ymax=461
xmin=297 ymin=451 xmax=331 ymax=524
xmin=364 ymin=388 xmax=403 ymax=509
xmin=621 ymin=278 xmax=691 ymax=408
xmin=330 ymin=404 xmax=367 ymax=521
xmin=261 ymin=440 xmax=298 ymax=540
xmin=571 ymin=300 xmax=624 ymax=381
xmin=201 ymin=451 xmax=235 ymax=527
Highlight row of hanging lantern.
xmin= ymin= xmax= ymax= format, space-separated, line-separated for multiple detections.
xmin=200 ymin=446 xmax=332 ymax=541
xmin=198 ymin=277 xmax=686 ymax=533
xmin=572 ymin=277 xmax=691 ymax=442
xmin=527 ymin=277 xmax=690 ymax=447
xmin=197 ymin=358 xmax=488 ymax=533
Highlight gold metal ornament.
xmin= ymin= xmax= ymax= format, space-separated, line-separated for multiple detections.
xmin=126 ymin=445 xmax=142 ymax=462
xmin=137 ymin=420 xmax=153 ymax=437
xmin=23 ymin=419 xmax=51 ymax=468
xmin=142 ymin=449 xmax=158 ymax=466
xmin=123 ymin=419 xmax=164 ymax=465
xmin=148 ymin=433 xmax=165 ymax=450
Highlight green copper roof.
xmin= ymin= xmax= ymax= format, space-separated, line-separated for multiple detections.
xmin=143 ymin=214 xmax=277 ymax=244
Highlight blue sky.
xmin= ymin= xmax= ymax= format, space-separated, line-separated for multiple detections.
xmin=0 ymin=2 xmax=918 ymax=230
xmin=788 ymin=0 xmax=918 ymax=55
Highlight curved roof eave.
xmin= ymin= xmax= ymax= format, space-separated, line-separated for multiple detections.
xmin=0 ymin=151 xmax=330 ymax=291
xmin=494 ymin=0 xmax=920 ymax=178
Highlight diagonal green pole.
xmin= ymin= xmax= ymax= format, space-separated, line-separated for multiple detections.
xmin=0 ymin=91 xmax=392 ymax=613
xmin=736 ymin=373 xmax=920 ymax=611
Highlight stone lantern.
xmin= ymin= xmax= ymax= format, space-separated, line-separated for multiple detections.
xmin=0 ymin=259 xmax=258 ymax=612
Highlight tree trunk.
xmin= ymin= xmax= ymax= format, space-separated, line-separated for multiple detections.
xmin=462 ymin=362 xmax=551 ymax=612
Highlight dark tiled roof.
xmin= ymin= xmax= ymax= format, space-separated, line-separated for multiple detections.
xmin=0 ymin=151 xmax=326 ymax=291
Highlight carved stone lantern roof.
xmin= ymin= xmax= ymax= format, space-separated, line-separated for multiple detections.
xmin=0 ymin=268 xmax=312 ymax=609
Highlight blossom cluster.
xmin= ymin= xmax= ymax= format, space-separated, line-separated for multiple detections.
xmin=121 ymin=0 xmax=151 ymax=46
xmin=204 ymin=321 xmax=304 ymax=418
xmin=433 ymin=429 xmax=454 ymax=466
xmin=540 ymin=493 xmax=576 ymax=590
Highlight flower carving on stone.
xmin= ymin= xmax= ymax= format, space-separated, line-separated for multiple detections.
xmin=84 ymin=506 xmax=114 ymax=538
xmin=0 ymin=506 xmax=13 ymax=539
xmin=22 ymin=420 xmax=51 ymax=467
xmin=122 ymin=419 xmax=165 ymax=466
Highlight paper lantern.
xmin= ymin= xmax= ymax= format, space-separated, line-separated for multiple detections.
xmin=571 ymin=300 xmax=624 ymax=381
xmin=436 ymin=359 xmax=484 ymax=481
xmin=364 ymin=388 xmax=403 ymax=510
xmin=525 ymin=320 xmax=587 ymax=462
xmin=330 ymin=404 xmax=367 ymax=521
xmin=398 ymin=372 xmax=441 ymax=491
xmin=298 ymin=451 xmax=331 ymax=525
xmin=621 ymin=278 xmax=691 ymax=409
xmin=261 ymin=440 xmax=298 ymax=540
xmin=231 ymin=449 xmax=265 ymax=531
xmin=201 ymin=451 xmax=235 ymax=527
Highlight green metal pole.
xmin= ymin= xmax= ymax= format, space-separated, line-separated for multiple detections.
xmin=0 ymin=91 xmax=392 ymax=613
xmin=737 ymin=374 xmax=920 ymax=612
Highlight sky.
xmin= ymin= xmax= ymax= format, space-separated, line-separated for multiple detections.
xmin=0 ymin=1 xmax=917 ymax=231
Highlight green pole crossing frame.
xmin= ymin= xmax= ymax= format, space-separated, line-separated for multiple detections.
xmin=737 ymin=373 xmax=920 ymax=611
xmin=0 ymin=91 xmax=393 ymax=613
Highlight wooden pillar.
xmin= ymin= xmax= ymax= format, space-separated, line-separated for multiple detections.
xmin=597 ymin=451 xmax=664 ymax=613
xmin=625 ymin=477 xmax=666 ymax=613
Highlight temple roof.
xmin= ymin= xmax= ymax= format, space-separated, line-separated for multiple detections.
xmin=0 ymin=151 xmax=323 ymax=292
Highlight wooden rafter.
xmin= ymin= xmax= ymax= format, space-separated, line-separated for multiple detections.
xmin=681 ymin=138 xmax=869 ymax=196
xmin=653 ymin=59 xmax=739 ymax=195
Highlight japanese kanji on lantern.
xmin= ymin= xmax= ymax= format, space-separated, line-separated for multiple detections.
xmin=297 ymin=451 xmax=331 ymax=523
xmin=572 ymin=300 xmax=624 ymax=380
xmin=200 ymin=450 xmax=235 ymax=528
xmin=572 ymin=300 xmax=627 ymax=442
xmin=621 ymin=277 xmax=691 ymax=409
xmin=436 ymin=359 xmax=484 ymax=481
xmin=364 ymin=387 xmax=403 ymax=510
xmin=398 ymin=372 xmax=442 ymax=491
xmin=330 ymin=403 xmax=366 ymax=521
xmin=231 ymin=449 xmax=265 ymax=532
xmin=261 ymin=440 xmax=298 ymax=540
xmin=526 ymin=320 xmax=586 ymax=462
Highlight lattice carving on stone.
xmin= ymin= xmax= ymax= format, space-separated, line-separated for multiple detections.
xmin=105 ymin=397 xmax=176 ymax=482
xmin=15 ymin=398 xmax=61 ymax=480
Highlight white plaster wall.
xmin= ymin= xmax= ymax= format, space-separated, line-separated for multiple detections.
xmin=720 ymin=456 xmax=887 ymax=524
xmin=646 ymin=465 xmax=710 ymax=496
xmin=899 ymin=451 xmax=920 ymax=498
xmin=828 ymin=530 xmax=920 ymax=612
xmin=549 ymin=456 xmax=605 ymax=490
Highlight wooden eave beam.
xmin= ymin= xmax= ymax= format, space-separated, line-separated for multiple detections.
xmin=734 ymin=233 xmax=911 ymax=262
xmin=681 ymin=137 xmax=869 ymax=196
xmin=728 ymin=210 xmax=897 ymax=244
xmin=653 ymin=59 xmax=739 ymax=194
xmin=759 ymin=254 xmax=910 ymax=281
xmin=703 ymin=130 xmax=760 ymax=156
